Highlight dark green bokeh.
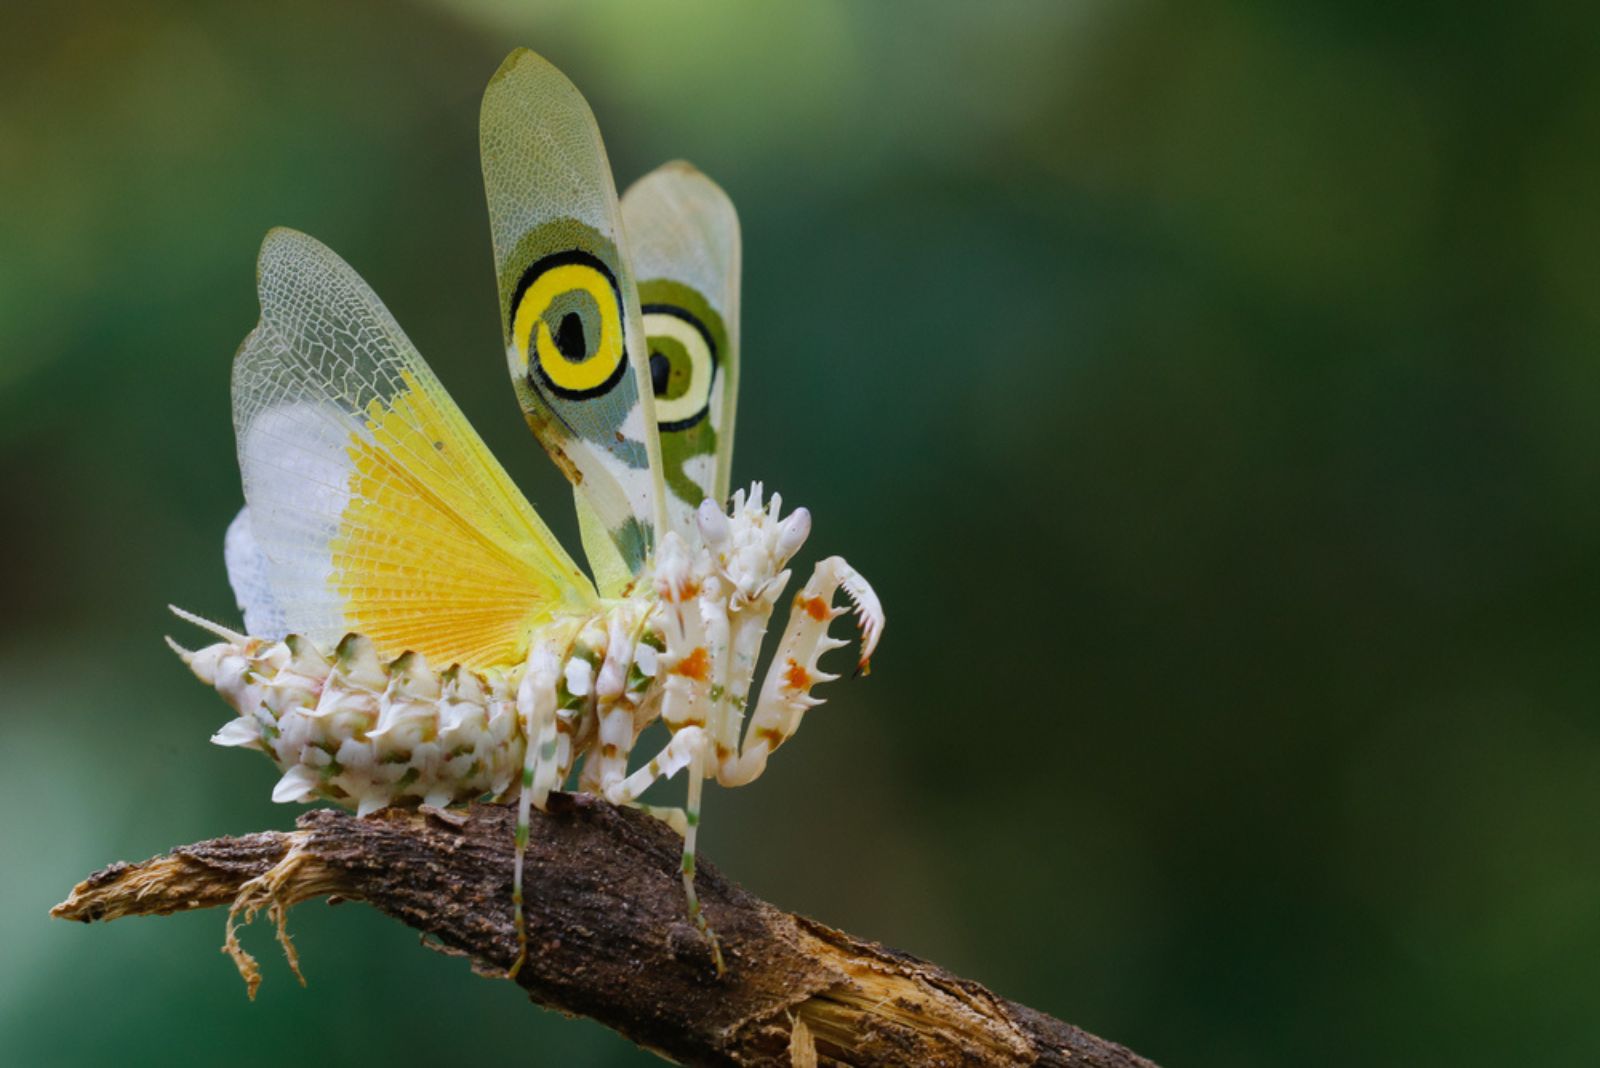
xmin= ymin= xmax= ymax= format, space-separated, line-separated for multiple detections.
xmin=4 ymin=2 xmax=1598 ymax=1064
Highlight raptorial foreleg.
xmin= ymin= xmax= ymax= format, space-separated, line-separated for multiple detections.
xmin=717 ymin=556 xmax=883 ymax=788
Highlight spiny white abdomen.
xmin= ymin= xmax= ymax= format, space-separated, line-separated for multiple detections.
xmin=181 ymin=630 xmax=551 ymax=816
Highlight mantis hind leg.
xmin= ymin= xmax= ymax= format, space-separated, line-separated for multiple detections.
xmin=679 ymin=731 xmax=723 ymax=975
xmin=508 ymin=634 xmax=565 ymax=980
xmin=601 ymin=725 xmax=723 ymax=973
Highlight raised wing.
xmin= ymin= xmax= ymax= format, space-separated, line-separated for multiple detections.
xmin=480 ymin=48 xmax=665 ymax=580
xmin=230 ymin=227 xmax=596 ymax=669
xmin=622 ymin=162 xmax=741 ymax=534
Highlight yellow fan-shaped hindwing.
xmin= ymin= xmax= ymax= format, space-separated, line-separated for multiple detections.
xmin=329 ymin=371 xmax=591 ymax=668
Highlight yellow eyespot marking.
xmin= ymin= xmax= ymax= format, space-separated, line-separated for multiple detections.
xmin=643 ymin=306 xmax=716 ymax=429
xmin=330 ymin=370 xmax=589 ymax=668
xmin=512 ymin=253 xmax=626 ymax=399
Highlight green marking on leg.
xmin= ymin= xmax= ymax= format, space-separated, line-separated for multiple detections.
xmin=515 ymin=822 xmax=529 ymax=849
xmin=522 ymin=766 xmax=534 ymax=788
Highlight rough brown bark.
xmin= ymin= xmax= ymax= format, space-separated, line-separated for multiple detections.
xmin=53 ymin=795 xmax=1159 ymax=1068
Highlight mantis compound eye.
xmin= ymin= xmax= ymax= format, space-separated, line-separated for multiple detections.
xmin=696 ymin=498 xmax=731 ymax=547
xmin=775 ymin=507 xmax=811 ymax=561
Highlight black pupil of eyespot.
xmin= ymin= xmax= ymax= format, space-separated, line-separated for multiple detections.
xmin=555 ymin=312 xmax=586 ymax=360
xmin=649 ymin=350 xmax=670 ymax=396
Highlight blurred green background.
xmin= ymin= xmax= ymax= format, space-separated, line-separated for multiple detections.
xmin=4 ymin=1 xmax=1598 ymax=1064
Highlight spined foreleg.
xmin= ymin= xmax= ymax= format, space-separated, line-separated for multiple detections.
xmin=716 ymin=556 xmax=883 ymax=788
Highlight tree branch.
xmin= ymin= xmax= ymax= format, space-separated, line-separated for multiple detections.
xmin=52 ymin=795 xmax=1158 ymax=1068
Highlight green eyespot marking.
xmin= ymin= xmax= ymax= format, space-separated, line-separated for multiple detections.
xmin=638 ymin=279 xmax=728 ymax=507
xmin=641 ymin=307 xmax=714 ymax=429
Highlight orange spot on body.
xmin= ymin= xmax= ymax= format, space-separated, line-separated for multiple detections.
xmin=797 ymin=594 xmax=831 ymax=621
xmin=784 ymin=658 xmax=811 ymax=691
xmin=672 ymin=646 xmax=710 ymax=681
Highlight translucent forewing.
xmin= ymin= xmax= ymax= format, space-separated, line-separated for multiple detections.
xmin=231 ymin=228 xmax=596 ymax=669
xmin=480 ymin=49 xmax=666 ymax=580
xmin=621 ymin=162 xmax=742 ymax=532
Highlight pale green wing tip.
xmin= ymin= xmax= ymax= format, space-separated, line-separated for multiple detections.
xmin=255 ymin=226 xmax=302 ymax=288
xmin=483 ymin=47 xmax=578 ymax=104
xmin=253 ymin=227 xmax=339 ymax=293
xmin=257 ymin=226 xmax=318 ymax=261
xmin=488 ymin=47 xmax=542 ymax=85
xmin=626 ymin=160 xmax=727 ymax=199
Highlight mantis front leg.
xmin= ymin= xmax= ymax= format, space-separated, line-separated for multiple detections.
xmin=717 ymin=556 xmax=883 ymax=788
